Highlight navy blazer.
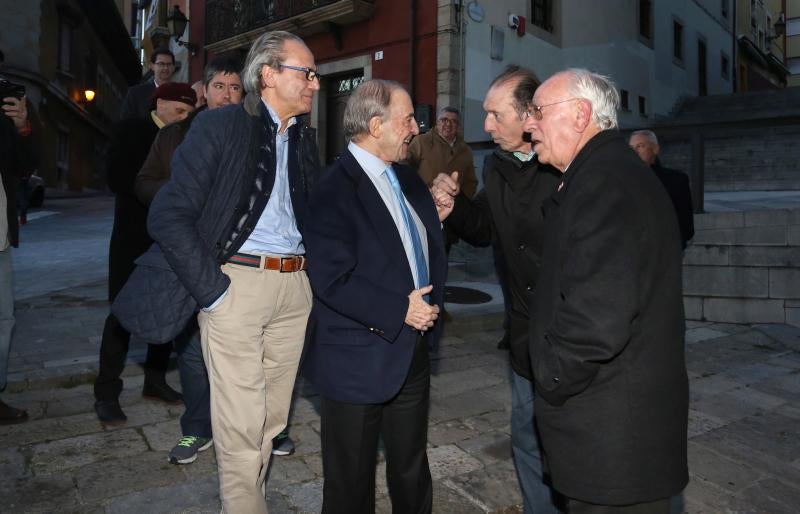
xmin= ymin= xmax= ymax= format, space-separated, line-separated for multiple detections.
xmin=303 ymin=149 xmax=447 ymax=404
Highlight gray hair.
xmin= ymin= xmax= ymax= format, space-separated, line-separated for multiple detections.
xmin=438 ymin=106 xmax=460 ymax=120
xmin=343 ymin=79 xmax=404 ymax=141
xmin=630 ymin=129 xmax=658 ymax=145
xmin=565 ymin=68 xmax=620 ymax=130
xmin=242 ymin=31 xmax=303 ymax=94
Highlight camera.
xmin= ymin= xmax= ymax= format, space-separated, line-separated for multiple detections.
xmin=0 ymin=78 xmax=26 ymax=102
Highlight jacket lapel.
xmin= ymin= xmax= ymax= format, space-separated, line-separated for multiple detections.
xmin=340 ymin=151 xmax=415 ymax=285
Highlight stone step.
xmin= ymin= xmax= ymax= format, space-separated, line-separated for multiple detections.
xmin=683 ymin=265 xmax=800 ymax=300
xmin=684 ymin=245 xmax=800 ymax=267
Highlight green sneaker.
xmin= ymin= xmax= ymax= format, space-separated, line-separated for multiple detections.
xmin=168 ymin=435 xmax=213 ymax=464
xmin=272 ymin=430 xmax=295 ymax=456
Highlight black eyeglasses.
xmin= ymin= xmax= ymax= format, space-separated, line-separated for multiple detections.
xmin=278 ymin=64 xmax=321 ymax=82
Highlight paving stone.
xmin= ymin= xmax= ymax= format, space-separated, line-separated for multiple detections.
xmin=685 ymin=327 xmax=729 ymax=344
xmin=455 ymin=432 xmax=512 ymax=466
xmin=430 ymin=391 xmax=503 ymax=423
xmin=685 ymin=320 xmax=713 ymax=329
xmin=428 ymin=420 xmax=479 ymax=447
xmin=140 ymin=418 xmax=182 ymax=452
xmin=284 ymin=477 xmax=323 ymax=514
xmin=431 ymin=367 xmax=506 ymax=398
xmin=289 ymin=421 xmax=321 ymax=457
xmin=688 ymin=374 xmax=742 ymax=402
xmin=687 ymin=409 xmax=727 ymax=438
xmin=266 ymin=454 xmax=316 ymax=488
xmin=428 ymin=444 xmax=483 ymax=480
xmin=288 ymin=395 xmax=322 ymax=425
xmin=430 ymin=479 xmax=486 ymax=513
xmin=463 ymin=409 xmax=511 ymax=434
xmin=0 ymin=447 xmax=28 ymax=479
xmin=737 ymin=478 xmax=800 ymax=514
xmin=750 ymin=372 xmax=800 ymax=402
xmin=683 ymin=475 xmax=739 ymax=513
xmin=0 ymin=475 xmax=80 ymax=513
xmin=42 ymin=390 xmax=95 ymax=418
xmin=752 ymin=323 xmax=800 ymax=351
xmin=693 ymin=411 xmax=800 ymax=464
xmin=690 ymin=390 xmax=770 ymax=424
xmin=444 ymin=460 xmax=523 ymax=511
xmin=104 ymin=474 xmax=220 ymax=514
xmin=303 ymin=453 xmax=323 ymax=478
xmin=180 ymin=445 xmax=219 ymax=479
xmin=74 ymin=450 xmax=186 ymax=502
xmin=0 ymin=410 xmax=102 ymax=448
xmin=687 ymin=441 xmax=764 ymax=492
xmin=721 ymin=361 xmax=796 ymax=386
xmin=29 ymin=428 xmax=148 ymax=475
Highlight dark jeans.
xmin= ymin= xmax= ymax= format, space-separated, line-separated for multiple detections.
xmin=320 ymin=337 xmax=432 ymax=514
xmin=94 ymin=313 xmax=172 ymax=401
xmin=175 ymin=322 xmax=212 ymax=438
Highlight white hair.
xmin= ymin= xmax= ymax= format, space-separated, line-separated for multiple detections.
xmin=566 ymin=68 xmax=620 ymax=130
xmin=630 ymin=129 xmax=658 ymax=145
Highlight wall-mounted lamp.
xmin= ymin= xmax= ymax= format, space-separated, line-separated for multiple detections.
xmin=167 ymin=5 xmax=200 ymax=56
xmin=83 ymin=89 xmax=96 ymax=103
xmin=766 ymin=13 xmax=786 ymax=44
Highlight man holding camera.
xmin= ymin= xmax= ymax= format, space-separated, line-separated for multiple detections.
xmin=0 ymin=49 xmax=36 ymax=424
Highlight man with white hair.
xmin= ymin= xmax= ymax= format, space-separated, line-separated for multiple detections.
xmin=629 ymin=129 xmax=694 ymax=249
xmin=523 ymin=69 xmax=689 ymax=512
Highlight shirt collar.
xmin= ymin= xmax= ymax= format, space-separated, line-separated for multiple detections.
xmin=150 ymin=111 xmax=165 ymax=129
xmin=261 ymin=99 xmax=296 ymax=133
xmin=349 ymin=141 xmax=391 ymax=181
xmin=513 ymin=149 xmax=535 ymax=162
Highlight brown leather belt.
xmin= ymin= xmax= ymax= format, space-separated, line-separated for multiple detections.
xmin=228 ymin=252 xmax=308 ymax=272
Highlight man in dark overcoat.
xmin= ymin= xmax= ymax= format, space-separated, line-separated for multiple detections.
xmin=523 ymin=69 xmax=689 ymax=513
xmin=94 ymin=82 xmax=196 ymax=424
xmin=629 ymin=129 xmax=695 ymax=249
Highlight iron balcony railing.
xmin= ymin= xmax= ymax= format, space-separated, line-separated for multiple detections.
xmin=206 ymin=0 xmax=370 ymax=46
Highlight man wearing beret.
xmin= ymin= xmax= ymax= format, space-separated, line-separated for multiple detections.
xmin=94 ymin=82 xmax=196 ymax=425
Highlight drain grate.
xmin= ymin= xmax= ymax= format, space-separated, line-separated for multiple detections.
xmin=444 ymin=286 xmax=492 ymax=304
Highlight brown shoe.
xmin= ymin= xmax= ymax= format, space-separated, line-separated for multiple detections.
xmin=0 ymin=399 xmax=29 ymax=425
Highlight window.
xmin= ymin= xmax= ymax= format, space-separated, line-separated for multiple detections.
xmin=788 ymin=17 xmax=800 ymax=37
xmin=638 ymin=96 xmax=647 ymax=117
xmin=58 ymin=19 xmax=72 ymax=72
xmin=620 ymin=89 xmax=630 ymax=111
xmin=639 ymin=0 xmax=652 ymax=39
xmin=531 ymin=0 xmax=553 ymax=31
xmin=721 ymin=0 xmax=728 ymax=19
xmin=788 ymin=57 xmax=800 ymax=75
xmin=673 ymin=20 xmax=684 ymax=61
xmin=721 ymin=52 xmax=730 ymax=80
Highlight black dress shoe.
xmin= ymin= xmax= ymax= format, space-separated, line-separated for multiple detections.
xmin=94 ymin=400 xmax=127 ymax=425
xmin=497 ymin=333 xmax=510 ymax=350
xmin=142 ymin=380 xmax=183 ymax=404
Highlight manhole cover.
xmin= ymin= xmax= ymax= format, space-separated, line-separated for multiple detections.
xmin=444 ymin=286 xmax=492 ymax=304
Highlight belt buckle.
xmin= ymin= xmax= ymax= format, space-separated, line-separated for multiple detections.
xmin=279 ymin=256 xmax=293 ymax=273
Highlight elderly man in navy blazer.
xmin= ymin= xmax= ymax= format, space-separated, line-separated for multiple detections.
xmin=303 ymin=79 xmax=449 ymax=514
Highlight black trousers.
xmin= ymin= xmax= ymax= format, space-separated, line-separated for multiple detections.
xmin=320 ymin=337 xmax=432 ymax=514
xmin=567 ymin=497 xmax=670 ymax=514
xmin=94 ymin=312 xmax=172 ymax=401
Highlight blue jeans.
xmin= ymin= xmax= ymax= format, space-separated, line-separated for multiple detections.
xmin=175 ymin=324 xmax=212 ymax=438
xmin=511 ymin=370 xmax=561 ymax=514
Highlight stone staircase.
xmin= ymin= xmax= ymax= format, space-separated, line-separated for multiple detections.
xmin=683 ymin=207 xmax=800 ymax=327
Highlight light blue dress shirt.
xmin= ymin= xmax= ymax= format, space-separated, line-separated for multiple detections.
xmin=349 ymin=142 xmax=429 ymax=288
xmin=238 ymin=100 xmax=304 ymax=256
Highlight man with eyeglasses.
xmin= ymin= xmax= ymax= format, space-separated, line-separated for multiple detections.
xmin=431 ymin=65 xmax=562 ymax=514
xmin=113 ymin=31 xmax=321 ymax=513
xmin=523 ymin=69 xmax=688 ymax=513
xmin=120 ymin=47 xmax=176 ymax=120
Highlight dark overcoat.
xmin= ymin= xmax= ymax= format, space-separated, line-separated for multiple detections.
xmin=106 ymin=117 xmax=159 ymax=301
xmin=302 ymin=149 xmax=447 ymax=404
xmin=530 ymin=130 xmax=689 ymax=505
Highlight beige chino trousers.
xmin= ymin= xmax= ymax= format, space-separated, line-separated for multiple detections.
xmin=198 ymin=262 xmax=312 ymax=514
